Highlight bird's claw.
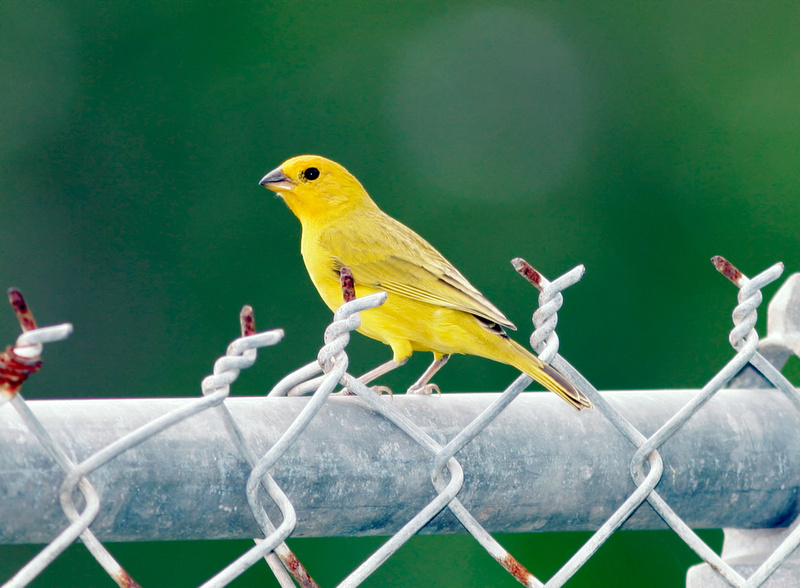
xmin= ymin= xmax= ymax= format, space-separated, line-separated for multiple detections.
xmin=332 ymin=388 xmax=356 ymax=396
xmin=406 ymin=383 xmax=441 ymax=396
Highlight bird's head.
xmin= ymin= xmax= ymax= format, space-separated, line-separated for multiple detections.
xmin=259 ymin=155 xmax=374 ymax=222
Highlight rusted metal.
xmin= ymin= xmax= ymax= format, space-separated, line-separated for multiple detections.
xmin=340 ymin=266 xmax=356 ymax=302
xmin=8 ymin=288 xmax=38 ymax=332
xmin=240 ymin=305 xmax=256 ymax=337
xmin=277 ymin=551 xmax=319 ymax=588
xmin=0 ymin=290 xmax=43 ymax=399
xmin=511 ymin=257 xmax=544 ymax=291
xmin=113 ymin=569 xmax=142 ymax=588
xmin=712 ymin=255 xmax=745 ymax=286
xmin=0 ymin=348 xmax=42 ymax=399
xmin=500 ymin=553 xmax=534 ymax=585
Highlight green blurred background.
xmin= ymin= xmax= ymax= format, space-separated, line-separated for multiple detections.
xmin=2 ymin=0 xmax=799 ymax=585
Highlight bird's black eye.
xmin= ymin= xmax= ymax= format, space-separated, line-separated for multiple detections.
xmin=303 ymin=167 xmax=320 ymax=181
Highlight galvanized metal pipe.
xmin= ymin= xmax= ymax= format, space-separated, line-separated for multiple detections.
xmin=1 ymin=388 xmax=798 ymax=544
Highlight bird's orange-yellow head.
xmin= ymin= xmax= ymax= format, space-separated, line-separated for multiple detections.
xmin=259 ymin=155 xmax=375 ymax=223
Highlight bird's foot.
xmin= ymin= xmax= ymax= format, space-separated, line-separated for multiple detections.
xmin=371 ymin=385 xmax=393 ymax=397
xmin=406 ymin=382 xmax=442 ymax=395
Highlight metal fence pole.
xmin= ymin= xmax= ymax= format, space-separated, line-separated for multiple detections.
xmin=1 ymin=389 xmax=798 ymax=544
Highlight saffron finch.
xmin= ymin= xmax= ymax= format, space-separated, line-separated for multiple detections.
xmin=260 ymin=155 xmax=591 ymax=410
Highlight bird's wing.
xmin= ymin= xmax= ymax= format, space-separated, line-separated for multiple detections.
xmin=320 ymin=210 xmax=516 ymax=330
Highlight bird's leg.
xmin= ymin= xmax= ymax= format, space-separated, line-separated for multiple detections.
xmin=358 ymin=358 xmax=405 ymax=385
xmin=337 ymin=358 xmax=407 ymax=396
xmin=406 ymin=354 xmax=450 ymax=395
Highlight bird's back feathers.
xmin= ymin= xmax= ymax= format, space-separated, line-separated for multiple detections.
xmin=319 ymin=207 xmax=515 ymax=330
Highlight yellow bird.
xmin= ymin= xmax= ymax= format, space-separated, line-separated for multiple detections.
xmin=259 ymin=155 xmax=591 ymax=410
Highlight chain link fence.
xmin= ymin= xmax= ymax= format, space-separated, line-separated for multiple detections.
xmin=2 ymin=256 xmax=800 ymax=587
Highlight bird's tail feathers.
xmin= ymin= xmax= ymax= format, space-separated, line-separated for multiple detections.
xmin=506 ymin=339 xmax=593 ymax=411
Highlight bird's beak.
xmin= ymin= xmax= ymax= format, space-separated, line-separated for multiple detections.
xmin=259 ymin=167 xmax=294 ymax=191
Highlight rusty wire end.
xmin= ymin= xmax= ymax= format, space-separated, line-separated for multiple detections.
xmin=340 ymin=267 xmax=356 ymax=302
xmin=240 ymin=305 xmax=256 ymax=337
xmin=500 ymin=553 xmax=534 ymax=584
xmin=8 ymin=288 xmax=38 ymax=332
xmin=114 ymin=568 xmax=142 ymax=588
xmin=1 ymin=289 xmax=44 ymax=397
xmin=712 ymin=256 xmax=744 ymax=286
xmin=0 ymin=346 xmax=43 ymax=398
xmin=277 ymin=551 xmax=320 ymax=588
xmin=511 ymin=257 xmax=544 ymax=292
